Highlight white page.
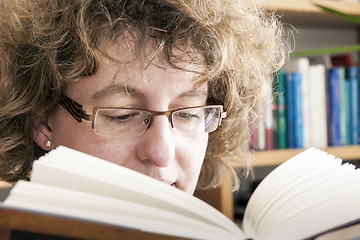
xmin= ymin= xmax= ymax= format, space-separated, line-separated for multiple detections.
xmin=243 ymin=148 xmax=334 ymax=234
xmin=258 ymin=168 xmax=360 ymax=238
xmin=243 ymin=148 xmax=360 ymax=240
xmin=5 ymin=181 xmax=242 ymax=240
xmin=257 ymin=159 xmax=352 ymax=230
xmin=29 ymin=146 xmax=244 ymax=237
xmin=265 ymin=186 xmax=360 ymax=240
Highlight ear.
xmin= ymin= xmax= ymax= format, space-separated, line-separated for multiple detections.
xmin=33 ymin=114 xmax=53 ymax=151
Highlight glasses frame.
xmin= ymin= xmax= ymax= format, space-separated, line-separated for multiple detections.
xmin=59 ymin=94 xmax=227 ymax=135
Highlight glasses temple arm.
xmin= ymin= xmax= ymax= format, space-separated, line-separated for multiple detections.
xmin=59 ymin=94 xmax=94 ymax=122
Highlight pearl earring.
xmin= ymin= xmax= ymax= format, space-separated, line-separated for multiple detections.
xmin=45 ymin=140 xmax=51 ymax=149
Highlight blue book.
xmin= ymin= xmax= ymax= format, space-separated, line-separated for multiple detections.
xmin=347 ymin=67 xmax=359 ymax=145
xmin=340 ymin=68 xmax=351 ymax=145
xmin=344 ymin=76 xmax=352 ymax=145
xmin=328 ymin=67 xmax=342 ymax=146
xmin=286 ymin=73 xmax=295 ymax=148
xmin=293 ymin=72 xmax=303 ymax=149
xmin=339 ymin=67 xmax=350 ymax=145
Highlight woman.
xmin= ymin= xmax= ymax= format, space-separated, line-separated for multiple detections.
xmin=0 ymin=0 xmax=287 ymax=194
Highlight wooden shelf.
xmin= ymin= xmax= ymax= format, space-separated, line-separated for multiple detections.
xmin=250 ymin=145 xmax=360 ymax=167
xmin=256 ymin=0 xmax=360 ymax=27
xmin=260 ymin=0 xmax=360 ymax=15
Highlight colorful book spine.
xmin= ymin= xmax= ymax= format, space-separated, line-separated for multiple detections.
xmin=328 ymin=67 xmax=342 ymax=146
xmin=339 ymin=68 xmax=351 ymax=145
xmin=293 ymin=72 xmax=303 ymax=149
xmin=344 ymin=69 xmax=352 ymax=145
xmin=271 ymin=91 xmax=279 ymax=150
xmin=276 ymin=70 xmax=287 ymax=149
xmin=286 ymin=73 xmax=295 ymax=148
xmin=348 ymin=67 xmax=359 ymax=145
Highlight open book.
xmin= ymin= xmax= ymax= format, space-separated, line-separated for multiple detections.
xmin=3 ymin=146 xmax=360 ymax=240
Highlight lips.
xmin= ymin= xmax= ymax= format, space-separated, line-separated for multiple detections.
xmin=158 ymin=178 xmax=176 ymax=187
xmin=158 ymin=179 xmax=180 ymax=190
xmin=146 ymin=169 xmax=182 ymax=190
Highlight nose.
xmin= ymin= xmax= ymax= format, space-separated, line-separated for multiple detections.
xmin=136 ymin=115 xmax=175 ymax=168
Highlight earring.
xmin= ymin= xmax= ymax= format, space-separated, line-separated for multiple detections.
xmin=45 ymin=140 xmax=51 ymax=149
xmin=40 ymin=131 xmax=51 ymax=149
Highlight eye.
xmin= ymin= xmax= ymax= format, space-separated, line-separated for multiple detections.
xmin=106 ymin=112 xmax=139 ymax=122
xmin=174 ymin=110 xmax=201 ymax=121
xmin=97 ymin=109 xmax=144 ymax=125
xmin=179 ymin=112 xmax=198 ymax=119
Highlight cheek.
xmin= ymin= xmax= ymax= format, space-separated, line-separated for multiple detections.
xmin=59 ymin=133 xmax=137 ymax=169
xmin=50 ymin=110 xmax=135 ymax=165
xmin=177 ymin=134 xmax=208 ymax=192
xmin=187 ymin=135 xmax=208 ymax=166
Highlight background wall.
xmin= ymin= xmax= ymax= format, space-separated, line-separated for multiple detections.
xmin=293 ymin=27 xmax=357 ymax=51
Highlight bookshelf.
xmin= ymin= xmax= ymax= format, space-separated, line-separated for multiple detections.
xmin=231 ymin=0 xmax=360 ymax=221
xmin=248 ymin=0 xmax=360 ymax=167
xmin=250 ymin=145 xmax=360 ymax=167
xmin=257 ymin=0 xmax=360 ymax=27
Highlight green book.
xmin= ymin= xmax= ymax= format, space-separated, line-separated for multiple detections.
xmin=275 ymin=70 xmax=287 ymax=149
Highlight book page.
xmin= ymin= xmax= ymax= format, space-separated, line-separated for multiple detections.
xmin=243 ymin=148 xmax=360 ymax=240
xmin=5 ymin=146 xmax=245 ymax=240
xmin=5 ymin=181 xmax=241 ymax=240
xmin=313 ymin=221 xmax=360 ymax=240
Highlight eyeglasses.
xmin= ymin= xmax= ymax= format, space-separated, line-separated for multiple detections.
xmin=59 ymin=94 xmax=227 ymax=137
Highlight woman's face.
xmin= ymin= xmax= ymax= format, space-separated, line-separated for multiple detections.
xmin=42 ymin=40 xmax=209 ymax=194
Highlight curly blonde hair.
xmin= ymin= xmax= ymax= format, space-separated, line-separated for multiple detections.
xmin=0 ymin=0 xmax=287 ymax=189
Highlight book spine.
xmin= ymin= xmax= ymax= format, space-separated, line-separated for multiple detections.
xmin=257 ymin=103 xmax=266 ymax=151
xmin=348 ymin=67 xmax=359 ymax=145
xmin=250 ymin=125 xmax=258 ymax=150
xmin=257 ymin=121 xmax=265 ymax=151
xmin=265 ymin=75 xmax=273 ymax=150
xmin=271 ymin=92 xmax=279 ymax=150
xmin=300 ymin=60 xmax=311 ymax=149
xmin=276 ymin=70 xmax=287 ymax=149
xmin=344 ymin=70 xmax=352 ymax=145
xmin=328 ymin=67 xmax=342 ymax=146
xmin=308 ymin=64 xmax=328 ymax=148
xmin=293 ymin=72 xmax=303 ymax=149
xmin=339 ymin=68 xmax=349 ymax=145
xmin=286 ymin=73 xmax=295 ymax=148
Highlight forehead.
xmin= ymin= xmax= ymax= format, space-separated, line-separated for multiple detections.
xmin=99 ymin=30 xmax=205 ymax=74
xmin=64 ymin=34 xmax=207 ymax=101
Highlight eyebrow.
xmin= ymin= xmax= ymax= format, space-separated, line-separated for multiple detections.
xmin=92 ymin=84 xmax=141 ymax=99
xmin=178 ymin=89 xmax=208 ymax=98
xmin=92 ymin=84 xmax=208 ymax=100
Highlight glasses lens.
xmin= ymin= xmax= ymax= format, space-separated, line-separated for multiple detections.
xmin=94 ymin=109 xmax=151 ymax=137
xmin=172 ymin=106 xmax=221 ymax=135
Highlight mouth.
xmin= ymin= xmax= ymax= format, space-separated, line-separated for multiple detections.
xmin=148 ymin=172 xmax=179 ymax=189
xmin=163 ymin=180 xmax=178 ymax=189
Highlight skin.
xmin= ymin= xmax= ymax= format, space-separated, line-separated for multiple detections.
xmin=33 ymin=37 xmax=209 ymax=194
